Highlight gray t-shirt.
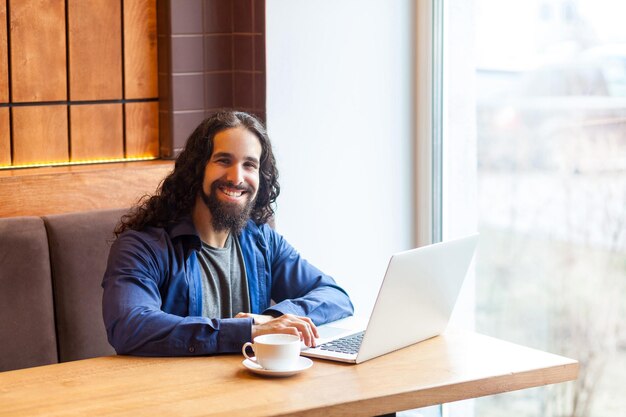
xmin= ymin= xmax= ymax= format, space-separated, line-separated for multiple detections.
xmin=197 ymin=234 xmax=250 ymax=318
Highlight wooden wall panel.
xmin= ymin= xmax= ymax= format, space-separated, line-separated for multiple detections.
xmin=0 ymin=108 xmax=9 ymax=165
xmin=125 ymin=102 xmax=159 ymax=158
xmin=70 ymin=104 xmax=123 ymax=162
xmin=10 ymin=0 xmax=66 ymax=102
xmin=68 ymin=0 xmax=122 ymax=100
xmin=124 ymin=0 xmax=158 ymax=99
xmin=0 ymin=1 xmax=8 ymax=103
xmin=12 ymin=106 xmax=68 ymax=165
xmin=0 ymin=161 xmax=173 ymax=217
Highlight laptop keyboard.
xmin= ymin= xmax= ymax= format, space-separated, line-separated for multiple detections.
xmin=318 ymin=331 xmax=364 ymax=355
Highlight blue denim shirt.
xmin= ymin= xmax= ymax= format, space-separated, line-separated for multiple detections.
xmin=102 ymin=217 xmax=354 ymax=356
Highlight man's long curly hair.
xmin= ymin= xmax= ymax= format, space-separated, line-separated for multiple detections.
xmin=114 ymin=111 xmax=280 ymax=237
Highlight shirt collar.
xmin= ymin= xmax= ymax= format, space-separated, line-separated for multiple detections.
xmin=166 ymin=216 xmax=202 ymax=251
xmin=167 ymin=217 xmax=262 ymax=251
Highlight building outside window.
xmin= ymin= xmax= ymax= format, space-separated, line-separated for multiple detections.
xmin=445 ymin=0 xmax=626 ymax=416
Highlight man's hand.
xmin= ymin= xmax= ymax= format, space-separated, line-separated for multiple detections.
xmin=237 ymin=313 xmax=319 ymax=347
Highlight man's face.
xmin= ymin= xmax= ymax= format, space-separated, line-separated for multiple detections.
xmin=200 ymin=126 xmax=262 ymax=233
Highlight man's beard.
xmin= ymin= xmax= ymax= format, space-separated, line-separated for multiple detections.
xmin=201 ymin=179 xmax=255 ymax=234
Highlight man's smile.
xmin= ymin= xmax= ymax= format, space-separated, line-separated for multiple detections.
xmin=213 ymin=180 xmax=255 ymax=205
xmin=218 ymin=185 xmax=248 ymax=199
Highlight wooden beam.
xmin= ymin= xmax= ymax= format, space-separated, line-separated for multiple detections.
xmin=0 ymin=108 xmax=9 ymax=165
xmin=124 ymin=0 xmax=158 ymax=99
xmin=0 ymin=160 xmax=173 ymax=217
xmin=70 ymin=103 xmax=123 ymax=161
xmin=9 ymin=0 xmax=66 ymax=102
xmin=67 ymin=0 xmax=123 ymax=101
xmin=0 ymin=0 xmax=8 ymax=103
xmin=12 ymin=105 xmax=68 ymax=165
xmin=125 ymin=101 xmax=159 ymax=158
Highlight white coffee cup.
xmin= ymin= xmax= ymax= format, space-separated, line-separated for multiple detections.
xmin=242 ymin=334 xmax=301 ymax=371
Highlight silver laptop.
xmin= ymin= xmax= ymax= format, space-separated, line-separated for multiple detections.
xmin=301 ymin=234 xmax=479 ymax=364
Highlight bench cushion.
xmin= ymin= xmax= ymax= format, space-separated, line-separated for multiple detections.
xmin=44 ymin=208 xmax=125 ymax=362
xmin=0 ymin=217 xmax=58 ymax=371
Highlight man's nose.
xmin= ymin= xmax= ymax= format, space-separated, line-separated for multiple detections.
xmin=226 ymin=164 xmax=244 ymax=184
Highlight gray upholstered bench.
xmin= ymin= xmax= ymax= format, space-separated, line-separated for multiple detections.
xmin=0 ymin=208 xmax=125 ymax=371
xmin=0 ymin=216 xmax=58 ymax=370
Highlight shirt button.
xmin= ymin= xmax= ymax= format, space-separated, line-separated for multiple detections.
xmin=188 ymin=346 xmax=195 ymax=353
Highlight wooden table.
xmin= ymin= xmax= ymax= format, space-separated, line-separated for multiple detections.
xmin=0 ymin=331 xmax=578 ymax=417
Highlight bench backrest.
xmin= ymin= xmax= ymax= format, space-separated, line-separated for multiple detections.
xmin=0 ymin=217 xmax=58 ymax=371
xmin=0 ymin=208 xmax=126 ymax=371
xmin=43 ymin=209 xmax=125 ymax=362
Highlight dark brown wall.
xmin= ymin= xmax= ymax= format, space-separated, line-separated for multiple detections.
xmin=158 ymin=0 xmax=266 ymax=158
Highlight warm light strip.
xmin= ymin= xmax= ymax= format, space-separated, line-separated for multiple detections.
xmin=0 ymin=156 xmax=159 ymax=170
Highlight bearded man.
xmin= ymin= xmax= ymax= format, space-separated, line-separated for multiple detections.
xmin=102 ymin=111 xmax=353 ymax=356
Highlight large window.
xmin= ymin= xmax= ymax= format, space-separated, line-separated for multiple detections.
xmin=445 ymin=0 xmax=626 ymax=416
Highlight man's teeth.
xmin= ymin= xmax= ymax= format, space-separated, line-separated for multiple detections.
xmin=222 ymin=188 xmax=244 ymax=197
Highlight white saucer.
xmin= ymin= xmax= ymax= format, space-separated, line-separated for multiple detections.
xmin=242 ymin=356 xmax=313 ymax=377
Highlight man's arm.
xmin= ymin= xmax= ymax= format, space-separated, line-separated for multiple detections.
xmin=102 ymin=232 xmax=252 ymax=356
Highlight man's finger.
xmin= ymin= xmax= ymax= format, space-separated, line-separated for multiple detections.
xmin=302 ymin=316 xmax=319 ymax=338
xmin=290 ymin=318 xmax=315 ymax=347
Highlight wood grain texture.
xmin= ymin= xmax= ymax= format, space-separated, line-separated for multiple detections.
xmin=68 ymin=0 xmax=122 ymax=100
xmin=0 ymin=107 xmax=11 ymax=166
xmin=70 ymin=104 xmax=123 ymax=161
xmin=125 ymin=101 xmax=159 ymax=158
xmin=0 ymin=107 xmax=9 ymax=165
xmin=9 ymin=0 xmax=66 ymax=102
xmin=124 ymin=0 xmax=158 ymax=99
xmin=0 ymin=160 xmax=172 ymax=217
xmin=0 ymin=332 xmax=578 ymax=417
xmin=0 ymin=1 xmax=8 ymax=103
xmin=12 ymin=105 xmax=68 ymax=165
